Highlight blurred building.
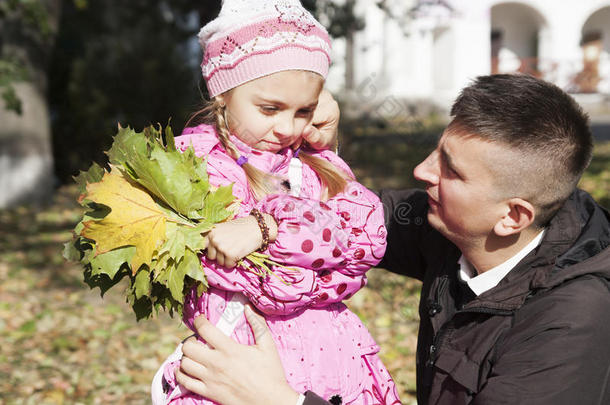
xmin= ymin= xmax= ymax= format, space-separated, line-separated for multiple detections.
xmin=327 ymin=0 xmax=610 ymax=110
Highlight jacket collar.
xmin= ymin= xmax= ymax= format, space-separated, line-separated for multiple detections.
xmin=228 ymin=134 xmax=298 ymax=175
xmin=462 ymin=189 xmax=610 ymax=312
xmin=179 ymin=124 xmax=298 ymax=175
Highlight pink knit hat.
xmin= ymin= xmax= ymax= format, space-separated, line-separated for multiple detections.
xmin=199 ymin=0 xmax=332 ymax=97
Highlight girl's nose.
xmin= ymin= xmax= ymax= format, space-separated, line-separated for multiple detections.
xmin=273 ymin=117 xmax=296 ymax=139
xmin=413 ymin=150 xmax=440 ymax=186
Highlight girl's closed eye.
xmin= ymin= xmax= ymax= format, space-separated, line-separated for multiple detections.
xmin=296 ymin=107 xmax=314 ymax=118
xmin=259 ymin=105 xmax=279 ymax=114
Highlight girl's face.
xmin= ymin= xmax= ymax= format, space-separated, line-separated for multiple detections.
xmin=218 ymin=70 xmax=324 ymax=153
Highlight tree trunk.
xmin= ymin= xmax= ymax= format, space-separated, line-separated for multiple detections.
xmin=344 ymin=0 xmax=356 ymax=91
xmin=0 ymin=0 xmax=61 ymax=208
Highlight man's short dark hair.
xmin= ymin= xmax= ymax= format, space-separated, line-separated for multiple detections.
xmin=448 ymin=74 xmax=593 ymax=227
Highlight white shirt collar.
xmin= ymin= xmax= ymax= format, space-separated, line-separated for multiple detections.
xmin=458 ymin=230 xmax=546 ymax=296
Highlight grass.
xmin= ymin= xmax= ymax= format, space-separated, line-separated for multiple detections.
xmin=579 ymin=141 xmax=610 ymax=209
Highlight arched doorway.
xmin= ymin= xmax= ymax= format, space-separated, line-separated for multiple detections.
xmin=579 ymin=6 xmax=610 ymax=93
xmin=490 ymin=2 xmax=548 ymax=77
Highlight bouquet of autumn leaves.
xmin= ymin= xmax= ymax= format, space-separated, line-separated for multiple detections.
xmin=64 ymin=125 xmax=281 ymax=320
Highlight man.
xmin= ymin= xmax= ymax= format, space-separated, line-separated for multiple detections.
xmin=175 ymin=74 xmax=610 ymax=404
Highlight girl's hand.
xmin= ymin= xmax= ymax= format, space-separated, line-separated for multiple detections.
xmin=176 ymin=307 xmax=300 ymax=405
xmin=303 ymin=89 xmax=340 ymax=150
xmin=205 ymin=213 xmax=278 ymax=268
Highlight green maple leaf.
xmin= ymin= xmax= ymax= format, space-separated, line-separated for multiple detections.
xmin=107 ymin=126 xmax=211 ymax=218
xmin=89 ymin=246 xmax=136 ymax=279
xmin=167 ymin=257 xmax=188 ymax=302
xmin=162 ymin=222 xmax=186 ymax=263
xmin=183 ymin=249 xmax=206 ymax=288
xmin=183 ymin=222 xmax=213 ymax=251
xmin=133 ymin=268 xmax=152 ymax=299
xmin=202 ymin=184 xmax=235 ymax=223
xmin=74 ymin=162 xmax=105 ymax=194
xmin=83 ymin=264 xmax=129 ymax=297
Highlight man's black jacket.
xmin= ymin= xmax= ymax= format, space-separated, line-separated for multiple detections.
xmin=305 ymin=188 xmax=610 ymax=404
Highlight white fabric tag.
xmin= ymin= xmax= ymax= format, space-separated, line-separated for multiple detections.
xmin=215 ymin=292 xmax=249 ymax=336
xmin=288 ymin=156 xmax=303 ymax=197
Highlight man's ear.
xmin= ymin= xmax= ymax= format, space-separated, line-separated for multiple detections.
xmin=493 ymin=198 xmax=536 ymax=237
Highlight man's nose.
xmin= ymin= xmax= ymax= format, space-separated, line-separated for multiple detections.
xmin=413 ymin=150 xmax=440 ymax=185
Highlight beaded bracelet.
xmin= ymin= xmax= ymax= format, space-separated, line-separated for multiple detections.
xmin=249 ymin=208 xmax=269 ymax=252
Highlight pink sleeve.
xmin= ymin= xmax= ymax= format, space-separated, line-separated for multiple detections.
xmin=203 ymin=181 xmax=387 ymax=315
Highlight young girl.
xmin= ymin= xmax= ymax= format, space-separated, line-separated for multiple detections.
xmin=152 ymin=1 xmax=400 ymax=404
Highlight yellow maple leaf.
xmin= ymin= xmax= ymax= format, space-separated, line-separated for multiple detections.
xmin=80 ymin=170 xmax=167 ymax=274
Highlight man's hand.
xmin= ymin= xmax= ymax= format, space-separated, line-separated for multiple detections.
xmin=175 ymin=306 xmax=300 ymax=405
xmin=303 ymin=89 xmax=340 ymax=151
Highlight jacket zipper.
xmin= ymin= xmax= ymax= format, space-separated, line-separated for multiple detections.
xmin=423 ymin=276 xmax=451 ymax=386
xmin=457 ymin=307 xmax=514 ymax=316
xmin=427 ymin=275 xmax=448 ymax=316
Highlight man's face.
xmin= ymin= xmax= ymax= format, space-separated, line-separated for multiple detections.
xmin=413 ymin=130 xmax=509 ymax=245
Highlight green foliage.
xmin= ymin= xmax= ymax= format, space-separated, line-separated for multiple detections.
xmin=0 ymin=59 xmax=28 ymax=114
xmin=0 ymin=0 xmax=55 ymax=39
xmin=108 ymin=125 xmax=211 ymax=219
xmin=579 ymin=141 xmax=610 ymax=209
xmin=303 ymin=0 xmax=365 ymax=39
xmin=0 ymin=0 xmax=54 ymax=114
xmin=48 ymin=0 xmax=202 ymax=183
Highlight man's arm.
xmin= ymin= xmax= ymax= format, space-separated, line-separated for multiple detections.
xmin=376 ymin=188 xmax=431 ymax=281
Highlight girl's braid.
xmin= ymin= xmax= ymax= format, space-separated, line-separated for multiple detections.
xmin=213 ymin=102 xmax=241 ymax=160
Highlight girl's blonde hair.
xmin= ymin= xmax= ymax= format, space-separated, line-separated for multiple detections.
xmin=185 ymin=98 xmax=351 ymax=201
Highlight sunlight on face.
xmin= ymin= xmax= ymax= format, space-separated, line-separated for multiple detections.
xmin=218 ymin=70 xmax=324 ymax=152
xmin=413 ymin=130 xmax=509 ymax=245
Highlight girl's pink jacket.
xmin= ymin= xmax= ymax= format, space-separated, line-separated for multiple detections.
xmin=159 ymin=124 xmax=400 ymax=404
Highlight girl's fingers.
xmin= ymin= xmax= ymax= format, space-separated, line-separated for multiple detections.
xmin=225 ymin=255 xmax=238 ymax=268
xmin=206 ymin=245 xmax=217 ymax=261
xmin=206 ymin=243 xmax=239 ymax=268
xmin=216 ymin=252 xmax=225 ymax=267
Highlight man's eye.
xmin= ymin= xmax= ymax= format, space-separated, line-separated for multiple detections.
xmin=446 ymin=166 xmax=460 ymax=178
xmin=441 ymin=159 xmax=458 ymax=177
